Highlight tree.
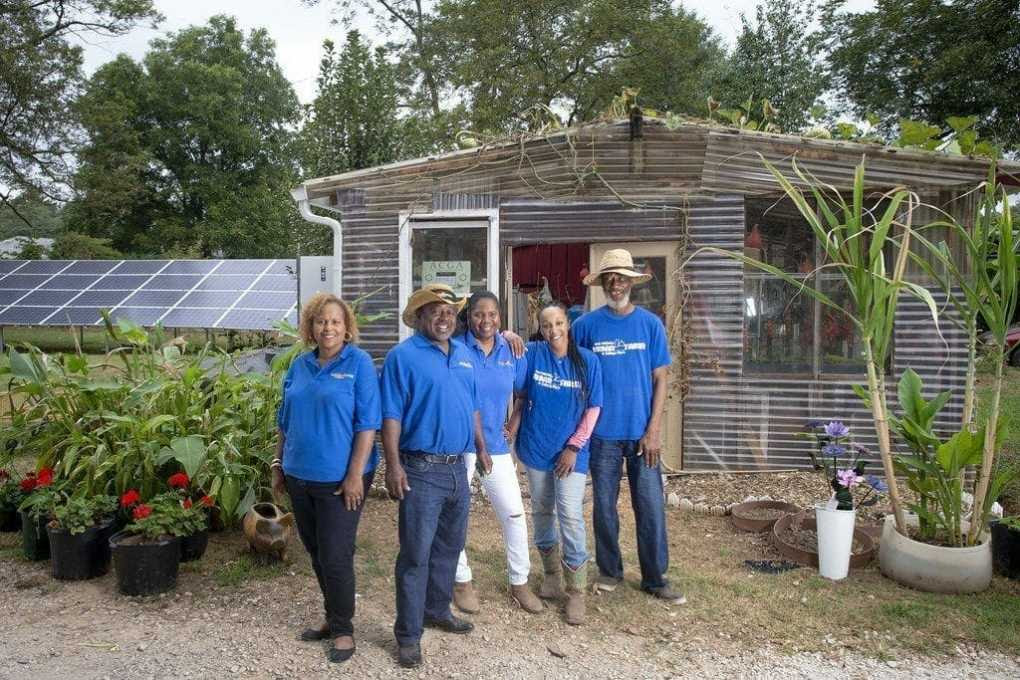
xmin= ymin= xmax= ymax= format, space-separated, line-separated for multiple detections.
xmin=64 ymin=16 xmax=303 ymax=257
xmin=0 ymin=0 xmax=160 ymax=224
xmin=300 ymin=32 xmax=404 ymax=178
xmin=14 ymin=238 xmax=48 ymax=260
xmin=431 ymin=0 xmax=728 ymax=134
xmin=823 ymin=0 xmax=1020 ymax=151
xmin=50 ymin=231 xmax=122 ymax=260
xmin=716 ymin=0 xmax=828 ymax=132
xmin=0 ymin=192 xmax=63 ymax=240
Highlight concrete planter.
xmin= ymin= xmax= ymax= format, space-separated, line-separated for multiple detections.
xmin=878 ymin=514 xmax=992 ymax=594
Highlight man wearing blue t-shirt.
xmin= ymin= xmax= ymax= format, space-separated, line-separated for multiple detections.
xmin=380 ymin=283 xmax=491 ymax=669
xmin=572 ymin=249 xmax=686 ymax=605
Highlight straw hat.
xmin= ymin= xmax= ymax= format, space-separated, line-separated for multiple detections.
xmin=582 ymin=248 xmax=652 ymax=286
xmin=401 ymin=283 xmax=466 ymax=328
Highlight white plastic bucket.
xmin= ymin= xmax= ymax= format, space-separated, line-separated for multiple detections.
xmin=815 ymin=505 xmax=856 ymax=580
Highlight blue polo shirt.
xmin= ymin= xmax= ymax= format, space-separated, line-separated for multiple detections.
xmin=458 ymin=331 xmax=528 ymax=455
xmin=516 ymin=341 xmax=603 ymax=473
xmin=276 ymin=345 xmax=381 ymax=482
xmin=571 ymin=305 xmax=671 ymax=440
xmin=380 ymin=333 xmax=480 ymax=455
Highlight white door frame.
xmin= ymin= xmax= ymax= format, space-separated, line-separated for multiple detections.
xmin=397 ymin=209 xmax=500 ymax=340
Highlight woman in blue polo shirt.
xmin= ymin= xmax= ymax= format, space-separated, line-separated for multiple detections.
xmin=450 ymin=291 xmax=543 ymax=615
xmin=272 ymin=292 xmax=381 ymax=664
xmin=509 ymin=302 xmax=602 ymax=626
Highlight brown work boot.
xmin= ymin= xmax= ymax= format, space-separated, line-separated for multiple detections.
xmin=453 ymin=580 xmax=480 ymax=614
xmin=538 ymin=546 xmax=565 ymax=600
xmin=562 ymin=561 xmax=586 ymax=625
xmin=510 ymin=583 xmax=544 ymax=614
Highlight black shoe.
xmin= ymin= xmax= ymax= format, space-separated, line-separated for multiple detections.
xmin=327 ymin=644 xmax=356 ymax=663
xmin=423 ymin=615 xmax=474 ymax=634
xmin=397 ymin=642 xmax=423 ymax=668
xmin=299 ymin=625 xmax=330 ymax=641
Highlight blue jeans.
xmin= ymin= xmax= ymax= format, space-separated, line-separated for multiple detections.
xmin=589 ymin=438 xmax=670 ymax=591
xmin=393 ymin=454 xmax=470 ymax=646
xmin=525 ymin=466 xmax=588 ymax=570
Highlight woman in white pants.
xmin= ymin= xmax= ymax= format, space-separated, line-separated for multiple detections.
xmin=452 ymin=292 xmax=544 ymax=614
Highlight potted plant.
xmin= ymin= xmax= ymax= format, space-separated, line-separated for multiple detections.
xmin=876 ymin=369 xmax=1014 ymax=593
xmin=16 ymin=468 xmax=60 ymax=561
xmin=110 ymin=492 xmax=191 ymax=596
xmin=800 ymin=421 xmax=886 ymax=580
xmin=47 ymin=494 xmax=118 ymax=580
xmin=0 ymin=469 xmax=26 ymax=532
xmin=163 ymin=472 xmax=213 ymax=562
xmin=990 ymin=516 xmax=1020 ymax=580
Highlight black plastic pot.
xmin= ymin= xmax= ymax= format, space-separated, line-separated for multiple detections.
xmin=47 ymin=518 xmax=115 ymax=580
xmin=990 ymin=520 xmax=1020 ymax=580
xmin=180 ymin=530 xmax=209 ymax=562
xmin=1 ymin=506 xmax=21 ymax=532
xmin=110 ymin=531 xmax=181 ymax=596
xmin=20 ymin=510 xmax=50 ymax=561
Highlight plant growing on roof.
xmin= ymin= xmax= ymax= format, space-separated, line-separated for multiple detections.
xmin=683 ymin=156 xmax=943 ymax=536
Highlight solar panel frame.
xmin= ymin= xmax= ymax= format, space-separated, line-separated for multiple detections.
xmin=0 ymin=306 xmax=55 ymax=324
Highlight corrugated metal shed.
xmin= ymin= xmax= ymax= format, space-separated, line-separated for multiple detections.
xmin=296 ymin=119 xmax=1013 ymax=472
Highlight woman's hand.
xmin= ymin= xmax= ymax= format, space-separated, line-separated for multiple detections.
xmin=336 ymin=474 xmax=365 ymax=511
xmin=554 ymin=447 xmax=577 ymax=479
xmin=271 ymin=467 xmax=287 ymax=500
xmin=501 ymin=330 xmax=526 ymax=358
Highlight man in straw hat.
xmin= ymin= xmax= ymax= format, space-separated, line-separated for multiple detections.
xmin=572 ymin=249 xmax=686 ymax=605
xmin=380 ymin=283 xmax=492 ymax=668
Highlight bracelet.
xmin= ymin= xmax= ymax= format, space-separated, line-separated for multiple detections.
xmin=270 ymin=460 xmax=283 ymax=471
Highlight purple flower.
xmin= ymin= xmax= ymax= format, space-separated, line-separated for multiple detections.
xmin=865 ymin=474 xmax=888 ymax=493
xmin=836 ymin=468 xmax=865 ymax=488
xmin=825 ymin=421 xmax=850 ymax=439
xmin=822 ymin=443 xmax=845 ymax=457
xmin=852 ymin=443 xmax=872 ymax=456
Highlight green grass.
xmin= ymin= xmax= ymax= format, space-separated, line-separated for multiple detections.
xmin=977 ymin=366 xmax=1020 ymax=514
xmin=212 ymin=552 xmax=287 ymax=587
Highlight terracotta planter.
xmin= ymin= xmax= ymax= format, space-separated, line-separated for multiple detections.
xmin=242 ymin=503 xmax=294 ymax=561
xmin=878 ymin=514 xmax=991 ymax=594
xmin=772 ymin=511 xmax=876 ymax=570
xmin=730 ymin=500 xmax=799 ymax=533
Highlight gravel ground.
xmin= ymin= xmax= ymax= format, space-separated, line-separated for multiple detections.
xmin=1 ymin=471 xmax=1017 ymax=680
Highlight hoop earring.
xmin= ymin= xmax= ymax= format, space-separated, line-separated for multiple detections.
xmin=343 ymin=331 xmax=352 ymax=341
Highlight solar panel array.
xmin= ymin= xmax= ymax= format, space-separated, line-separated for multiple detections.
xmin=0 ymin=259 xmax=298 ymax=330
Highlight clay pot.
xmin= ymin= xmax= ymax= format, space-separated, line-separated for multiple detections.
xmin=730 ymin=500 xmax=799 ymax=533
xmin=771 ymin=510 xmax=876 ymax=570
xmin=242 ymin=503 xmax=294 ymax=561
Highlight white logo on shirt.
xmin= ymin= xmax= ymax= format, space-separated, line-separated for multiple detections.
xmin=592 ymin=339 xmax=646 ymax=357
xmin=330 ymin=372 xmax=355 ymax=380
xmin=533 ymin=370 xmax=581 ymax=390
xmin=497 ymin=360 xmax=514 ymax=368
xmin=457 ymin=361 xmax=473 ymax=369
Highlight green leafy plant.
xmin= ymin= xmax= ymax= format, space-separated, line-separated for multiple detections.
xmin=51 ymin=494 xmax=117 ymax=535
xmin=121 ymin=493 xmax=201 ymax=541
xmin=1000 ymin=516 xmax=1020 ymax=531
xmin=0 ymin=469 xmax=26 ymax=509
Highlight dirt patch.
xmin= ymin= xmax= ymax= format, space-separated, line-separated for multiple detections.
xmin=1 ymin=470 xmax=1019 ymax=680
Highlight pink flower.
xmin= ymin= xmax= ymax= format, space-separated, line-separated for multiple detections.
xmin=836 ymin=468 xmax=865 ymax=489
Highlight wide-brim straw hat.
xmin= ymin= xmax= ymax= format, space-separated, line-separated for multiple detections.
xmin=582 ymin=248 xmax=653 ymax=286
xmin=401 ymin=283 xmax=466 ymax=328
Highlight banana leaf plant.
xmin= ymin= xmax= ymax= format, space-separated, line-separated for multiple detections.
xmin=681 ymin=156 xmax=947 ymax=535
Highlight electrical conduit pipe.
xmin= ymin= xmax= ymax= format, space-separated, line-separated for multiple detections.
xmin=290 ymin=185 xmax=342 ymax=296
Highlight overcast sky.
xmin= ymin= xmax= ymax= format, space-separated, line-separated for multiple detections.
xmin=75 ymin=0 xmax=875 ymax=104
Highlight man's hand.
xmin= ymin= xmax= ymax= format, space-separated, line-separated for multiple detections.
xmin=638 ymin=427 xmax=662 ymax=468
xmin=501 ymin=330 xmax=526 ymax=358
xmin=271 ymin=468 xmax=287 ymax=500
xmin=476 ymin=450 xmax=493 ymax=476
xmin=385 ymin=461 xmax=411 ymax=500
xmin=554 ymin=448 xmax=578 ymax=479
xmin=336 ymin=473 xmax=365 ymax=511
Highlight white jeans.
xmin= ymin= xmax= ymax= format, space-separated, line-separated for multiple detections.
xmin=456 ymin=453 xmax=532 ymax=586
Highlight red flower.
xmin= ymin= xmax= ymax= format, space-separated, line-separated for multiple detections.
xmin=20 ymin=475 xmax=37 ymax=493
xmin=120 ymin=489 xmax=141 ymax=508
xmin=199 ymin=495 xmax=214 ymax=508
xmin=167 ymin=472 xmax=190 ymax=489
xmin=132 ymin=504 xmax=152 ymax=520
xmin=182 ymin=498 xmax=193 ymax=509
xmin=36 ymin=468 xmax=54 ymax=487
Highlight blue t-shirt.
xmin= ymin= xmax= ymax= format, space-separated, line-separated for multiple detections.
xmin=459 ymin=331 xmax=528 ymax=455
xmin=516 ymin=341 xmax=603 ymax=473
xmin=276 ymin=346 xmax=381 ymax=482
xmin=379 ymin=333 xmax=479 ymax=455
xmin=571 ymin=306 xmax=671 ymax=440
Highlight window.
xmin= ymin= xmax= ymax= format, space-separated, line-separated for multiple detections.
xmin=743 ymin=198 xmax=866 ymax=376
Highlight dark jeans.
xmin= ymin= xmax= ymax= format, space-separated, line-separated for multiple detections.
xmin=589 ymin=437 xmax=670 ymax=591
xmin=393 ymin=453 xmax=470 ymax=646
xmin=286 ymin=470 xmax=375 ymax=638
